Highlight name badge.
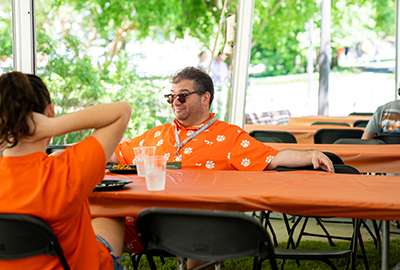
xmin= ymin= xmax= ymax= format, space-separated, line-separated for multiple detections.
xmin=167 ymin=162 xmax=181 ymax=170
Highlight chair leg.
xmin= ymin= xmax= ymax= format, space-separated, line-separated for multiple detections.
xmin=361 ymin=219 xmax=378 ymax=248
xmin=315 ymin=217 xmax=336 ymax=246
xmin=357 ymin=230 xmax=370 ymax=270
xmin=372 ymin=220 xmax=382 ymax=254
xmin=351 ymin=220 xmax=360 ymax=270
xmin=295 ymin=216 xmax=308 ymax=247
xmin=177 ymin=256 xmax=185 ymax=270
xmin=319 ymin=259 xmax=339 ymax=270
xmin=261 ymin=211 xmax=278 ymax=247
xmin=130 ymin=253 xmax=143 ymax=270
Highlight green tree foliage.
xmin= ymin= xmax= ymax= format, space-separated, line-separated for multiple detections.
xmin=251 ymin=0 xmax=318 ymax=76
xmin=30 ymin=0 xmax=229 ymax=143
xmin=250 ymin=0 xmax=395 ymax=76
xmin=0 ymin=1 xmax=12 ymax=72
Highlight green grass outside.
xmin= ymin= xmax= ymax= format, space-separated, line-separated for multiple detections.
xmin=121 ymin=238 xmax=400 ymax=269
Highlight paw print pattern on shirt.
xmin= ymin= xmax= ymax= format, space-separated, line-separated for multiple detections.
xmin=126 ymin=216 xmax=135 ymax=223
xmin=204 ymin=140 xmax=214 ymax=145
xmin=164 ymin=153 xmax=171 ymax=160
xmin=139 ymin=139 xmax=145 ymax=146
xmin=175 ymin=155 xmax=182 ymax=162
xmin=240 ymin=140 xmax=250 ymax=148
xmin=265 ymin=155 xmax=275 ymax=163
xmin=227 ymin=152 xmax=231 ymax=160
xmin=186 ymin=130 xmax=194 ymax=136
xmin=154 ymin=131 xmax=161 ymax=138
xmin=132 ymin=158 xmax=137 ymax=165
xmin=241 ymin=158 xmax=251 ymax=167
xmin=237 ymin=129 xmax=241 ymax=133
xmin=184 ymin=147 xmax=193 ymax=154
xmin=205 ymin=160 xmax=215 ymax=169
xmin=156 ymin=139 xmax=164 ymax=147
xmin=216 ymin=135 xmax=226 ymax=142
xmin=195 ymin=163 xmax=202 ymax=167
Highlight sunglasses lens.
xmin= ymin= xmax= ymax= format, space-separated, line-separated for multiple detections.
xmin=165 ymin=95 xmax=173 ymax=104
xmin=177 ymin=94 xmax=186 ymax=103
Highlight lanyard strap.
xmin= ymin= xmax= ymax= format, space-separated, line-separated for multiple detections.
xmin=174 ymin=115 xmax=218 ymax=158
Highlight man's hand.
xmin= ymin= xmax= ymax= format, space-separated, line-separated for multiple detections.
xmin=311 ymin=151 xmax=334 ymax=173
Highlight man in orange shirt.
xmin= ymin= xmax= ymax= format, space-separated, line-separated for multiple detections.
xmin=0 ymin=72 xmax=132 ymax=270
xmin=111 ymin=67 xmax=333 ymax=268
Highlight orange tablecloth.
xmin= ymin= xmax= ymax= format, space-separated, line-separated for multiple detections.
xmin=287 ymin=115 xmax=371 ymax=126
xmin=244 ymin=124 xmax=365 ymax=144
xmin=266 ymin=143 xmax=400 ymax=174
xmin=89 ymin=170 xmax=400 ymax=221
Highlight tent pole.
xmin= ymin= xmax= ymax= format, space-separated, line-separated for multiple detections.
xmin=227 ymin=0 xmax=254 ymax=127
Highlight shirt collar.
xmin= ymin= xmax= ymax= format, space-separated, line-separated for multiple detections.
xmin=173 ymin=113 xmax=218 ymax=130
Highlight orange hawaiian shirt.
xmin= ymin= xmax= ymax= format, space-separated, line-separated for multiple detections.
xmin=115 ymin=113 xmax=279 ymax=171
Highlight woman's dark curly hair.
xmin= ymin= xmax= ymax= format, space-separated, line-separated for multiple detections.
xmin=0 ymin=72 xmax=51 ymax=147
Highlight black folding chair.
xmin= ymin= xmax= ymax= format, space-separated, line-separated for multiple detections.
xmin=252 ymin=136 xmax=283 ymax=143
xmin=314 ymin=128 xmax=364 ymax=144
xmin=46 ymin=145 xmax=71 ymax=155
xmin=271 ymin=165 xmax=374 ymax=269
xmin=136 ymin=207 xmax=279 ymax=270
xmin=334 ymin=138 xmax=385 ymax=145
xmin=0 ymin=213 xmax=70 ymax=270
xmin=348 ymin=112 xmax=373 ymax=116
xmin=353 ymin=120 xmax=369 ymax=127
xmin=311 ymin=121 xmax=350 ymax=127
xmin=249 ymin=130 xmax=297 ymax=143
xmin=375 ymin=133 xmax=400 ymax=144
xmin=137 ymin=208 xmax=353 ymax=270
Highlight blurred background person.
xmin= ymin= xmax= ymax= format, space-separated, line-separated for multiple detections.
xmin=210 ymin=51 xmax=229 ymax=121
xmin=362 ymin=88 xmax=400 ymax=139
xmin=197 ymin=51 xmax=209 ymax=72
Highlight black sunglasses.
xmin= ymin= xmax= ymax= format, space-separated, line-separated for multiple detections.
xmin=164 ymin=91 xmax=198 ymax=104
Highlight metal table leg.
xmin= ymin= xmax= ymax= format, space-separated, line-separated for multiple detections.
xmin=382 ymin=220 xmax=389 ymax=270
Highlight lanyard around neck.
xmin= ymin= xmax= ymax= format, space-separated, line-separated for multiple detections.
xmin=174 ymin=115 xmax=218 ymax=159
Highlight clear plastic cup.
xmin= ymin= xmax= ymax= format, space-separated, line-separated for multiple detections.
xmin=133 ymin=146 xmax=156 ymax=177
xmin=143 ymin=156 xmax=167 ymax=191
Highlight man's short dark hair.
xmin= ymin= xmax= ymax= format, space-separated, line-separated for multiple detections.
xmin=170 ymin=67 xmax=214 ymax=108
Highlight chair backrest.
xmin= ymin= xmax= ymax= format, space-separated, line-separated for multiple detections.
xmin=311 ymin=121 xmax=350 ymax=127
xmin=273 ymin=164 xmax=360 ymax=174
xmin=353 ymin=120 xmax=369 ymax=127
xmin=322 ymin=152 xmax=344 ymax=164
xmin=375 ymin=133 xmax=400 ymax=144
xmin=0 ymin=214 xmax=70 ymax=270
xmin=349 ymin=112 xmax=373 ymax=116
xmin=46 ymin=145 xmax=71 ymax=155
xmin=332 ymin=164 xmax=360 ymax=174
xmin=249 ymin=130 xmax=297 ymax=143
xmin=333 ymin=138 xmax=386 ymax=145
xmin=136 ymin=207 xmax=278 ymax=270
xmin=252 ymin=136 xmax=283 ymax=143
xmin=313 ymin=128 xmax=364 ymax=144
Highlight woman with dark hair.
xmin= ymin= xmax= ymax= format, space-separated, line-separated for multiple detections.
xmin=0 ymin=71 xmax=132 ymax=270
